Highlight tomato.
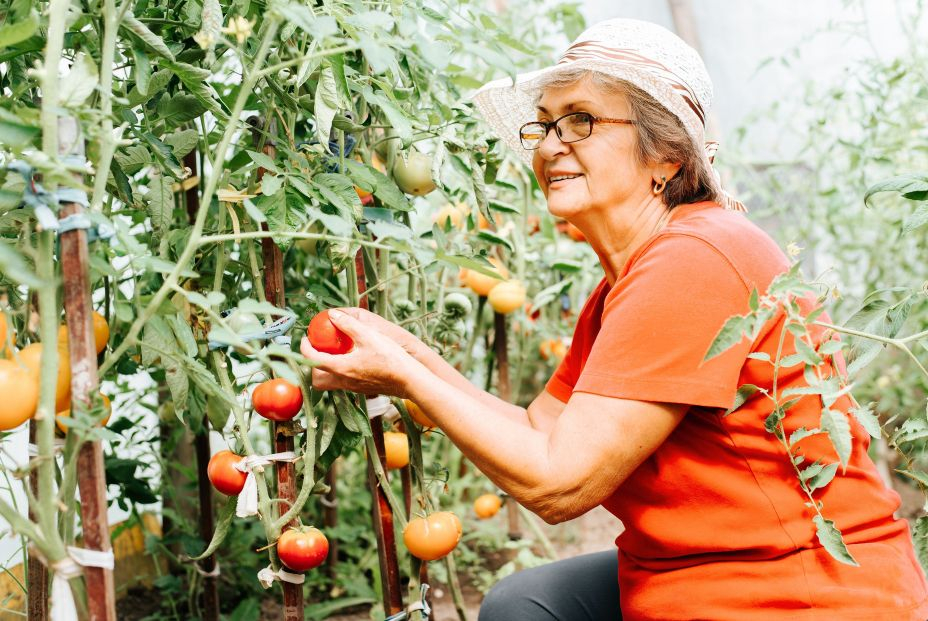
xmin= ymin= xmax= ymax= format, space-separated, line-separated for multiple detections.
xmin=434 ymin=204 xmax=464 ymax=229
xmin=307 ymin=310 xmax=354 ymax=355
xmin=565 ymin=222 xmax=586 ymax=242
xmin=17 ymin=343 xmax=71 ymax=412
xmin=403 ymin=511 xmax=462 ymax=561
xmin=56 ymin=393 xmax=111 ymax=433
xmin=207 ymin=450 xmax=248 ymax=496
xmin=403 ymin=399 xmax=436 ymax=429
xmin=487 ymin=281 xmax=526 ymax=315
xmin=383 ymin=431 xmax=409 ymax=469
xmin=474 ymin=493 xmax=503 ymax=519
xmin=92 ymin=311 xmax=109 ymax=354
xmin=0 ymin=359 xmax=38 ymax=431
xmin=277 ymin=527 xmax=329 ymax=571
xmin=539 ymin=338 xmax=568 ymax=361
xmin=392 ymin=152 xmax=436 ymax=196
xmin=252 ymin=378 xmax=303 ymax=421
xmin=464 ymin=257 xmax=508 ymax=297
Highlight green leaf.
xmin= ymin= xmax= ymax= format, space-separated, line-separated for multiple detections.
xmin=476 ymin=230 xmax=514 ymax=252
xmin=864 ymin=173 xmax=928 ymax=207
xmin=59 ymin=52 xmax=99 ymax=107
xmin=131 ymin=46 xmax=151 ymax=96
xmin=313 ymin=173 xmax=363 ymax=221
xmin=788 ymin=426 xmax=820 ymax=445
xmin=273 ymin=3 xmax=338 ymax=39
xmin=188 ymin=496 xmax=236 ymax=560
xmin=163 ymin=60 xmax=227 ymax=121
xmin=0 ymin=109 xmax=38 ymax=149
xmin=902 ymin=202 xmax=928 ymax=234
xmin=166 ymin=314 xmax=198 ymax=358
xmin=122 ymin=13 xmax=176 ymax=61
xmin=361 ymin=87 xmax=412 ymax=143
xmin=128 ymin=69 xmax=172 ymax=107
xmin=146 ymin=175 xmax=175 ymax=231
xmin=794 ymin=337 xmax=822 ymax=365
xmin=141 ymin=315 xmax=176 ymax=366
xmin=141 ymin=132 xmax=183 ymax=176
xmin=725 ymin=384 xmax=762 ymax=416
xmin=812 ymin=515 xmax=858 ymax=566
xmin=914 ymin=516 xmax=928 ymax=576
xmin=314 ymin=65 xmax=340 ymax=147
xmin=114 ymin=144 xmax=151 ymax=175
xmin=365 ymin=219 xmax=412 ymax=242
xmin=820 ymin=408 xmax=852 ymax=468
xmin=237 ymin=298 xmax=295 ymax=317
xmin=0 ymin=11 xmax=38 ymax=48
xmin=164 ymin=357 xmax=190 ymax=413
xmin=805 ymin=462 xmax=839 ymax=493
xmin=157 ymin=93 xmax=208 ymax=127
xmin=163 ymin=129 xmax=199 ymax=159
xmin=0 ymin=240 xmax=42 ymax=287
xmin=895 ymin=468 xmax=928 ymax=488
xmin=849 ymin=403 xmax=881 ymax=438
xmin=704 ymin=314 xmax=749 ymax=361
xmin=247 ymin=151 xmax=279 ymax=174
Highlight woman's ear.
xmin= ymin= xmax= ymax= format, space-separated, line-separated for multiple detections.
xmin=652 ymin=162 xmax=682 ymax=184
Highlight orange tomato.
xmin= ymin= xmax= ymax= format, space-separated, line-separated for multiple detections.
xmin=56 ymin=393 xmax=111 ymax=433
xmin=384 ymin=431 xmax=409 ymax=469
xmin=487 ymin=281 xmax=526 ymax=314
xmin=0 ymin=313 xmax=15 ymax=358
xmin=465 ymin=257 xmax=508 ymax=297
xmin=473 ymin=493 xmax=503 ymax=519
xmin=0 ymin=359 xmax=38 ymax=430
xmin=17 ymin=343 xmax=71 ymax=412
xmin=539 ymin=338 xmax=568 ymax=361
xmin=403 ymin=511 xmax=462 ymax=561
xmin=403 ymin=399 xmax=436 ymax=429
xmin=56 ymin=311 xmax=109 ymax=354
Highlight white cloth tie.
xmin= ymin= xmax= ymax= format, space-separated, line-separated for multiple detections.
xmin=233 ymin=452 xmax=297 ymax=518
xmin=366 ymin=395 xmax=398 ymax=421
xmin=49 ymin=546 xmax=115 ymax=621
xmin=257 ymin=564 xmax=305 ymax=589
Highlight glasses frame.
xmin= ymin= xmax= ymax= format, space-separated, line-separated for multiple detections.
xmin=518 ymin=112 xmax=637 ymax=150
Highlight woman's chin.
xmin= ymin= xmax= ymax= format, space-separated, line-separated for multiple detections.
xmin=545 ymin=198 xmax=584 ymax=219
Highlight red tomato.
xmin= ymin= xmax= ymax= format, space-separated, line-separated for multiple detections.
xmin=307 ymin=310 xmax=354 ymax=355
xmin=403 ymin=511 xmax=462 ymax=561
xmin=207 ymin=450 xmax=247 ymax=496
xmin=252 ymin=378 xmax=303 ymax=421
xmin=277 ymin=527 xmax=329 ymax=572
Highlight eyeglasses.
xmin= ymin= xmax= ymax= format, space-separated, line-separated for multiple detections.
xmin=519 ymin=112 xmax=637 ymax=150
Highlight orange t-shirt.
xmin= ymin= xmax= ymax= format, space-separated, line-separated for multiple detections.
xmin=546 ymin=202 xmax=928 ymax=620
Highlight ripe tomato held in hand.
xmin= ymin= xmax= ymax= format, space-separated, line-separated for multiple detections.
xmin=403 ymin=511 xmax=462 ymax=561
xmin=474 ymin=493 xmax=503 ymax=519
xmin=277 ymin=527 xmax=329 ymax=572
xmin=252 ymin=378 xmax=303 ymax=421
xmin=383 ymin=431 xmax=409 ymax=469
xmin=307 ymin=310 xmax=354 ymax=355
xmin=207 ymin=450 xmax=247 ymax=496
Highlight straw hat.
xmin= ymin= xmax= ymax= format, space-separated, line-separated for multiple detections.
xmin=472 ymin=18 xmax=744 ymax=211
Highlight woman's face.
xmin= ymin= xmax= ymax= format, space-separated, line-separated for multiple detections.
xmin=531 ymin=79 xmax=652 ymax=220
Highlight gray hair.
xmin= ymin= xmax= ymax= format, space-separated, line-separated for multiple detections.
xmin=534 ymin=68 xmax=720 ymax=209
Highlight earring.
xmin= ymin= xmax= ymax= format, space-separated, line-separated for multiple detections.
xmin=652 ymin=175 xmax=667 ymax=195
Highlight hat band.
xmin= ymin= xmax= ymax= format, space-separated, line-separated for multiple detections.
xmin=557 ymin=41 xmax=706 ymax=126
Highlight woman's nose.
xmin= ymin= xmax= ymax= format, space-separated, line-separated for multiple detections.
xmin=536 ymin=127 xmax=569 ymax=159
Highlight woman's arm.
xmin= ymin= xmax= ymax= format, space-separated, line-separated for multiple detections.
xmin=302 ymin=310 xmax=685 ymax=523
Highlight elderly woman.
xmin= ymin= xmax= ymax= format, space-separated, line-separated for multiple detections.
xmin=302 ymin=19 xmax=928 ymax=621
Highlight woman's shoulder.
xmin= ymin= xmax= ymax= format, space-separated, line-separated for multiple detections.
xmin=639 ymin=202 xmax=791 ymax=286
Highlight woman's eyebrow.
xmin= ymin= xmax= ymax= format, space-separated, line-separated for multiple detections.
xmin=535 ymin=100 xmax=597 ymax=114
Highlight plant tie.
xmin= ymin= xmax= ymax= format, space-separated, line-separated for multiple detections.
xmin=207 ymin=313 xmax=296 ymax=350
xmin=233 ymin=451 xmax=298 ymax=518
xmin=33 ymin=545 xmax=115 ymax=621
xmin=256 ymin=564 xmax=304 ymax=589
xmin=384 ymin=584 xmax=432 ymax=621
xmin=366 ymin=395 xmax=399 ymax=421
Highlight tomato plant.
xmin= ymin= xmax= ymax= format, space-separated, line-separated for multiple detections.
xmin=252 ymin=378 xmax=303 ymax=422
xmin=277 ymin=527 xmax=329 ymax=572
xmin=56 ymin=393 xmax=111 ymax=433
xmin=307 ymin=310 xmax=354 ymax=355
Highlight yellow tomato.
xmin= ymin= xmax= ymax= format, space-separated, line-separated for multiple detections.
xmin=403 ymin=399 xmax=436 ymax=429
xmin=0 ymin=359 xmax=38 ymax=430
xmin=403 ymin=512 xmax=462 ymax=561
xmin=473 ymin=494 xmax=503 ymax=519
xmin=17 ymin=343 xmax=71 ymax=412
xmin=57 ymin=393 xmax=111 ymax=433
xmin=384 ymin=431 xmax=410 ymax=469
xmin=487 ymin=281 xmax=526 ymax=315
xmin=465 ymin=257 xmax=508 ymax=297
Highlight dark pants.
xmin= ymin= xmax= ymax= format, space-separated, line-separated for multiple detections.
xmin=478 ymin=550 xmax=621 ymax=620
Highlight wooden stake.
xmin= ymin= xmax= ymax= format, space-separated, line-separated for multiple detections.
xmin=27 ymin=420 xmax=48 ymax=621
xmin=57 ymin=117 xmax=116 ymax=619
xmin=251 ymin=119 xmax=303 ymax=620
xmin=356 ymin=250 xmax=404 ymax=616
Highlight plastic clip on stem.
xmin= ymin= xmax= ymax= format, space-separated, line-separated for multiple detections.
xmin=384 ymin=584 xmax=432 ymax=621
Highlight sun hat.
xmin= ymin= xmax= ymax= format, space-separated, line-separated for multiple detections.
xmin=472 ymin=18 xmax=744 ymax=211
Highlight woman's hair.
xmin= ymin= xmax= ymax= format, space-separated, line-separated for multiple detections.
xmin=534 ymin=68 xmax=720 ymax=209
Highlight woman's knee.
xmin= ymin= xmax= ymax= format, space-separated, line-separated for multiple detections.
xmin=478 ymin=569 xmax=553 ymax=621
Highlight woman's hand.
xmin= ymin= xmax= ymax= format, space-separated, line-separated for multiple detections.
xmin=300 ymin=308 xmax=426 ymax=398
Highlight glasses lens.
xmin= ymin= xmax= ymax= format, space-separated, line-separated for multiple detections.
xmin=556 ymin=113 xmax=593 ymax=143
xmin=520 ymin=123 xmax=547 ymax=150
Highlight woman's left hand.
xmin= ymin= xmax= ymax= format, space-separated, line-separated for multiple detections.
xmin=300 ymin=309 xmax=424 ymax=398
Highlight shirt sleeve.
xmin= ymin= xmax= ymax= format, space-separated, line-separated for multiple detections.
xmin=573 ymin=234 xmax=755 ymax=409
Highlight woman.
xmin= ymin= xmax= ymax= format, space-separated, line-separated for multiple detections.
xmin=302 ymin=19 xmax=928 ymax=620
